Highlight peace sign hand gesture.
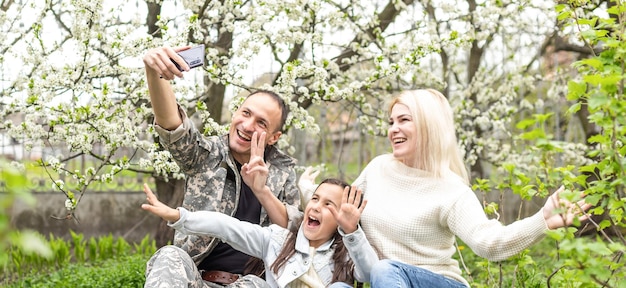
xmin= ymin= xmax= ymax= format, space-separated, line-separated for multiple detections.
xmin=328 ymin=186 xmax=368 ymax=234
xmin=241 ymin=131 xmax=269 ymax=194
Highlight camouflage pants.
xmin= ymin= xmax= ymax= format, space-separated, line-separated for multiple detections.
xmin=144 ymin=245 xmax=270 ymax=288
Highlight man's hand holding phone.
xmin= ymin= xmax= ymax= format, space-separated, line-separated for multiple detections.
xmin=143 ymin=45 xmax=205 ymax=80
xmin=171 ymin=44 xmax=205 ymax=72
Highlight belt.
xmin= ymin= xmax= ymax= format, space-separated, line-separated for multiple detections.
xmin=201 ymin=270 xmax=240 ymax=285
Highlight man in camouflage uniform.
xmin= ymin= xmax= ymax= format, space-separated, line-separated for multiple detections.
xmin=142 ymin=46 xmax=302 ymax=287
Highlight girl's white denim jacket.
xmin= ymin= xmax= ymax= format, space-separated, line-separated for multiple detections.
xmin=170 ymin=207 xmax=378 ymax=287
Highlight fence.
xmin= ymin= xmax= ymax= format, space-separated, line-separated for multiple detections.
xmin=2 ymin=137 xmax=160 ymax=243
xmin=9 ymin=190 xmax=161 ymax=243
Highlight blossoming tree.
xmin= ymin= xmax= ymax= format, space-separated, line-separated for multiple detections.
xmin=3 ymin=0 xmax=623 ymax=284
xmin=0 ymin=0 xmax=577 ymax=236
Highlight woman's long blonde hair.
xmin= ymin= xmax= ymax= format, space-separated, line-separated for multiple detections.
xmin=389 ymin=89 xmax=469 ymax=184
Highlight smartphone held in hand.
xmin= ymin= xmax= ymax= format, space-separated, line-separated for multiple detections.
xmin=172 ymin=44 xmax=205 ymax=71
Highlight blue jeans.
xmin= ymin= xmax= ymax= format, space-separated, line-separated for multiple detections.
xmin=370 ymin=259 xmax=467 ymax=288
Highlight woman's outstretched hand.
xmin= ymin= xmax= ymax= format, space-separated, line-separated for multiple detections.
xmin=299 ymin=166 xmax=321 ymax=190
xmin=141 ymin=183 xmax=181 ymax=223
xmin=543 ymin=186 xmax=592 ymax=229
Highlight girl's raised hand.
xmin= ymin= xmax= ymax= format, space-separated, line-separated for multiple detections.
xmin=140 ymin=183 xmax=181 ymax=222
xmin=329 ymin=186 xmax=367 ymax=234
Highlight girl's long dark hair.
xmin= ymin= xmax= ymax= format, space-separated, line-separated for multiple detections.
xmin=269 ymin=178 xmax=355 ymax=284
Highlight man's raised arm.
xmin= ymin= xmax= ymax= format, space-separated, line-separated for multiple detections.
xmin=143 ymin=46 xmax=191 ymax=130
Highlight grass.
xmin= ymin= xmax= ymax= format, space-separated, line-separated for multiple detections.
xmin=1 ymin=232 xmax=156 ymax=288
xmin=3 ymin=254 xmax=148 ymax=288
xmin=4 ymin=235 xmax=624 ymax=288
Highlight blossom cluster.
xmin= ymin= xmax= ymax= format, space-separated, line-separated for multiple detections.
xmin=0 ymin=0 xmax=588 ymax=213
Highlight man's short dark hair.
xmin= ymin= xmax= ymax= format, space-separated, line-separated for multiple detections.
xmin=247 ymin=90 xmax=289 ymax=132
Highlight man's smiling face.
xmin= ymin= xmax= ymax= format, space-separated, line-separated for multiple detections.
xmin=229 ymin=92 xmax=282 ymax=164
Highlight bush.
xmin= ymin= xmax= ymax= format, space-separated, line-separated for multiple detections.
xmin=0 ymin=161 xmax=52 ymax=271
xmin=4 ymin=254 xmax=148 ymax=288
xmin=1 ymin=232 xmax=156 ymax=287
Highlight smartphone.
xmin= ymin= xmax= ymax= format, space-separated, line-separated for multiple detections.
xmin=171 ymin=44 xmax=205 ymax=71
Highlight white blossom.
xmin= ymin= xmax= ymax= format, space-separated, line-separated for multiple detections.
xmin=64 ymin=199 xmax=75 ymax=211
xmin=0 ymin=0 xmax=590 ymax=219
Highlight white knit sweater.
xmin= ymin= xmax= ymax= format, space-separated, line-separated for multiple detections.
xmin=353 ymin=154 xmax=549 ymax=287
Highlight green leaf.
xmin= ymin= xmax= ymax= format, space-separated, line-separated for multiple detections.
xmin=583 ymin=194 xmax=603 ymax=206
xmin=519 ymin=128 xmax=546 ymax=140
xmin=586 ymin=242 xmax=613 ymax=256
xmin=576 ymin=18 xmax=597 ymax=27
xmin=556 ymin=7 xmax=572 ymax=21
xmin=17 ymin=231 xmax=53 ymax=259
xmin=578 ymin=58 xmax=603 ymax=70
xmin=588 ymin=134 xmax=607 ymax=144
xmin=545 ymin=230 xmax=564 ymax=241
xmin=566 ymin=81 xmax=586 ymax=100
xmin=587 ymin=93 xmax=610 ymax=110
xmin=567 ymin=102 xmax=582 ymax=114
xmin=516 ymin=118 xmax=536 ymax=130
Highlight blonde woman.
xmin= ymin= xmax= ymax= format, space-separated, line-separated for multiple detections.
xmin=353 ymin=89 xmax=590 ymax=287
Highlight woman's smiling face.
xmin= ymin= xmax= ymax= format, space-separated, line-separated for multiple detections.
xmin=388 ymin=103 xmax=417 ymax=167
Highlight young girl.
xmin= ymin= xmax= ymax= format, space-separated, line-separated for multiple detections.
xmin=141 ymin=179 xmax=377 ymax=288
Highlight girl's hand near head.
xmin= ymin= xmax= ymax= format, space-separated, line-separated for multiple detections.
xmin=542 ymin=186 xmax=592 ymax=229
xmin=141 ymin=183 xmax=181 ymax=223
xmin=329 ymin=186 xmax=368 ymax=234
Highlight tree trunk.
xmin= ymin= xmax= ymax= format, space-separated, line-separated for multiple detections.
xmin=144 ymin=0 xmax=175 ymax=248
xmin=146 ymin=2 xmax=162 ymax=38
xmin=200 ymin=0 xmax=232 ymax=126
xmin=205 ymin=81 xmax=226 ymax=125
xmin=154 ymin=177 xmax=185 ymax=248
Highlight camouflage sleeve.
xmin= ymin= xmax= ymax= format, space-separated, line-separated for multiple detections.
xmin=154 ymin=106 xmax=222 ymax=175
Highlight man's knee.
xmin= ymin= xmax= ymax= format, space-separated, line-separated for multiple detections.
xmin=145 ymin=245 xmax=202 ymax=287
xmin=146 ymin=245 xmax=194 ymax=274
xmin=156 ymin=245 xmax=187 ymax=257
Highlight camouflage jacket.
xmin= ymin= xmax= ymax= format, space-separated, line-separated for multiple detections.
xmin=154 ymin=108 xmax=302 ymax=265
